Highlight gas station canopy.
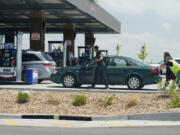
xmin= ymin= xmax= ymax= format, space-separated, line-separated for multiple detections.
xmin=0 ymin=0 xmax=121 ymax=34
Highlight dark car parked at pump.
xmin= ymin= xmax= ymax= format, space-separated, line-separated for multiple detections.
xmin=51 ymin=56 xmax=160 ymax=90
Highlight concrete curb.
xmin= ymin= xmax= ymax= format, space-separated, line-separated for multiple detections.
xmin=92 ymin=115 xmax=128 ymax=121
xmin=0 ymin=114 xmax=92 ymax=121
xmin=0 ymin=112 xmax=180 ymax=121
xmin=128 ymin=112 xmax=180 ymax=121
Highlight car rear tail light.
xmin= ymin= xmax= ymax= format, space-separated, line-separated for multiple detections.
xmin=151 ymin=68 xmax=159 ymax=73
xmin=44 ymin=63 xmax=52 ymax=66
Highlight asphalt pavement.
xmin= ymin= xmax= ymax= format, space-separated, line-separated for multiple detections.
xmin=0 ymin=126 xmax=180 ymax=135
xmin=0 ymin=80 xmax=160 ymax=93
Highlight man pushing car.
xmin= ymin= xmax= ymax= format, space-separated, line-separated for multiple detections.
xmin=159 ymin=52 xmax=180 ymax=88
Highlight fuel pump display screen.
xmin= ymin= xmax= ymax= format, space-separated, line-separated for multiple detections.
xmin=4 ymin=53 xmax=10 ymax=57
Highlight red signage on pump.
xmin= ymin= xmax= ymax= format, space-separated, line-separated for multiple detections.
xmin=31 ymin=33 xmax=40 ymax=40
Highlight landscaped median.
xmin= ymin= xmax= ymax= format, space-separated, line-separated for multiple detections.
xmin=0 ymin=90 xmax=180 ymax=116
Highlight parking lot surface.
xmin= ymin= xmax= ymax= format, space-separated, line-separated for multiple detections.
xmin=0 ymin=81 xmax=159 ymax=93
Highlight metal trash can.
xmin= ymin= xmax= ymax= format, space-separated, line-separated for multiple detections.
xmin=26 ymin=68 xmax=38 ymax=84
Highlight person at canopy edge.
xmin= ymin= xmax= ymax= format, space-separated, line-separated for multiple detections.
xmin=90 ymin=45 xmax=109 ymax=89
xmin=159 ymin=52 xmax=180 ymax=88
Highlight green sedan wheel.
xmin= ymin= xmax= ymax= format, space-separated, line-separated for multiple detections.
xmin=62 ymin=74 xmax=76 ymax=88
xmin=127 ymin=76 xmax=142 ymax=90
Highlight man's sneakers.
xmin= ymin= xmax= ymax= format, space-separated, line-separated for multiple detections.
xmin=88 ymin=85 xmax=110 ymax=89
xmin=105 ymin=85 xmax=109 ymax=89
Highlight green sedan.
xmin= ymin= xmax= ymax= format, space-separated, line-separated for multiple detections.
xmin=51 ymin=56 xmax=160 ymax=90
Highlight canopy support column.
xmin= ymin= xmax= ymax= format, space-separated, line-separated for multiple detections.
xmin=85 ymin=32 xmax=95 ymax=58
xmin=63 ymin=24 xmax=76 ymax=66
xmin=30 ymin=11 xmax=46 ymax=51
xmin=16 ymin=32 xmax=23 ymax=82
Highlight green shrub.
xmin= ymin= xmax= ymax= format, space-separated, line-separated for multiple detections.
xmin=98 ymin=96 xmax=114 ymax=107
xmin=157 ymin=79 xmax=169 ymax=95
xmin=47 ymin=95 xmax=60 ymax=105
xmin=158 ymin=80 xmax=180 ymax=107
xmin=72 ymin=95 xmax=87 ymax=106
xmin=169 ymin=95 xmax=180 ymax=107
xmin=168 ymin=82 xmax=180 ymax=107
xmin=158 ymin=80 xmax=178 ymax=96
xmin=16 ymin=91 xmax=30 ymax=103
xmin=168 ymin=81 xmax=177 ymax=97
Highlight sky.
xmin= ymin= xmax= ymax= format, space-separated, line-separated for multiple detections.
xmin=22 ymin=0 xmax=180 ymax=63
xmin=96 ymin=0 xmax=180 ymax=63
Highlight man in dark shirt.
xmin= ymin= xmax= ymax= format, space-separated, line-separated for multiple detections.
xmin=90 ymin=45 xmax=109 ymax=89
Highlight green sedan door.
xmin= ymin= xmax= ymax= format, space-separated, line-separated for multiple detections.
xmin=79 ymin=60 xmax=96 ymax=84
xmin=107 ymin=57 xmax=128 ymax=84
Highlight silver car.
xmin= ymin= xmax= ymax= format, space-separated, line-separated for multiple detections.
xmin=22 ymin=51 xmax=56 ymax=83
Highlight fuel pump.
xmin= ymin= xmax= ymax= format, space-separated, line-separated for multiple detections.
xmin=0 ymin=31 xmax=22 ymax=82
xmin=48 ymin=41 xmax=64 ymax=67
xmin=78 ymin=46 xmax=93 ymax=65
xmin=0 ymin=33 xmax=16 ymax=81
